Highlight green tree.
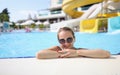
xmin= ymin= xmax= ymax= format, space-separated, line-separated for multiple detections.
xmin=0 ymin=8 xmax=10 ymax=22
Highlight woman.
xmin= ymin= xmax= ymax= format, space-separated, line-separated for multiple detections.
xmin=36 ymin=27 xmax=110 ymax=59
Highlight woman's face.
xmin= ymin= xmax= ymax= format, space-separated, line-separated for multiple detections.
xmin=58 ymin=31 xmax=75 ymax=49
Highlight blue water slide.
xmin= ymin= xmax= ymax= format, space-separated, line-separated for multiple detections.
xmin=108 ymin=16 xmax=120 ymax=32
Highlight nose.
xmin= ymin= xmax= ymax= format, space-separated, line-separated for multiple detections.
xmin=62 ymin=43 xmax=70 ymax=49
xmin=63 ymin=42 xmax=69 ymax=46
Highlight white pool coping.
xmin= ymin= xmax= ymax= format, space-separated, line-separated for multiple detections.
xmin=0 ymin=55 xmax=120 ymax=75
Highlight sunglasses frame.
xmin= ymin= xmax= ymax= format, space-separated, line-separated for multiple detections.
xmin=58 ymin=37 xmax=73 ymax=44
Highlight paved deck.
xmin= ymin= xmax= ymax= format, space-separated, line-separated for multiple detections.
xmin=0 ymin=55 xmax=120 ymax=75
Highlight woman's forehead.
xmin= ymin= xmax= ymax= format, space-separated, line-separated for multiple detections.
xmin=59 ymin=31 xmax=73 ymax=37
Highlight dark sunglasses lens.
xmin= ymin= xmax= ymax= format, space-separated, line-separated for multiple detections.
xmin=67 ymin=37 xmax=73 ymax=43
xmin=59 ymin=39 xmax=65 ymax=44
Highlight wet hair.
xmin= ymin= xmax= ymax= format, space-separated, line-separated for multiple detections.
xmin=57 ymin=27 xmax=75 ymax=39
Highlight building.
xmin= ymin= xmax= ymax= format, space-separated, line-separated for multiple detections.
xmin=35 ymin=0 xmax=92 ymax=23
xmin=34 ymin=0 xmax=66 ymax=24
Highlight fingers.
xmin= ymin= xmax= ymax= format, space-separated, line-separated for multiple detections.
xmin=60 ymin=52 xmax=70 ymax=58
xmin=58 ymin=50 xmax=70 ymax=58
xmin=58 ymin=50 xmax=67 ymax=54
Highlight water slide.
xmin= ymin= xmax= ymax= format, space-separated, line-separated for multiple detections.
xmin=108 ymin=16 xmax=120 ymax=32
xmin=50 ymin=0 xmax=102 ymax=31
xmin=62 ymin=0 xmax=120 ymax=18
xmin=50 ymin=0 xmax=120 ymax=32
xmin=62 ymin=0 xmax=102 ymax=18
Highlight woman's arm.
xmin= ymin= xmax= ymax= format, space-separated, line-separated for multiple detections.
xmin=36 ymin=46 xmax=61 ymax=59
xmin=77 ymin=49 xmax=110 ymax=58
xmin=36 ymin=47 xmax=111 ymax=59
xmin=58 ymin=49 xmax=110 ymax=58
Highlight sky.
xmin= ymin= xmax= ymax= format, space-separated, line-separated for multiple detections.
xmin=0 ymin=0 xmax=50 ymax=22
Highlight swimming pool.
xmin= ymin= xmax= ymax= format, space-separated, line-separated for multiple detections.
xmin=0 ymin=30 xmax=120 ymax=58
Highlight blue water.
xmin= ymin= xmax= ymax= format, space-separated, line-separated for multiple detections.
xmin=0 ymin=30 xmax=120 ymax=58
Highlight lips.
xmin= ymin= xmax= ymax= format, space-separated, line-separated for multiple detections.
xmin=63 ymin=45 xmax=70 ymax=49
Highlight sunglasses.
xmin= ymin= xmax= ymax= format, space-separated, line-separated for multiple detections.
xmin=59 ymin=37 xmax=73 ymax=44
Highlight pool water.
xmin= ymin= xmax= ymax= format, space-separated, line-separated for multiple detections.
xmin=0 ymin=30 xmax=120 ymax=58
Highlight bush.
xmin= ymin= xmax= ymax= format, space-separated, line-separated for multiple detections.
xmin=39 ymin=24 xmax=45 ymax=29
xmin=30 ymin=23 xmax=35 ymax=28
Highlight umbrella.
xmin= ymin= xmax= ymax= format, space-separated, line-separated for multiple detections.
xmin=21 ymin=20 xmax=35 ymax=25
xmin=25 ymin=20 xmax=35 ymax=24
xmin=35 ymin=21 xmax=42 ymax=25
xmin=20 ymin=22 xmax=27 ymax=25
xmin=16 ymin=23 xmax=20 ymax=26
xmin=43 ymin=21 xmax=49 ymax=27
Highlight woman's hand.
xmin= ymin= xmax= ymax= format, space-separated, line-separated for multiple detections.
xmin=58 ymin=49 xmax=78 ymax=58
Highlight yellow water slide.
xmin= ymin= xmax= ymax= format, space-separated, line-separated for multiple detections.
xmin=62 ymin=0 xmax=120 ymax=18
xmin=62 ymin=0 xmax=103 ymax=18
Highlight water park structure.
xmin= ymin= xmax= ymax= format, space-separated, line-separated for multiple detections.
xmin=50 ymin=0 xmax=120 ymax=33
